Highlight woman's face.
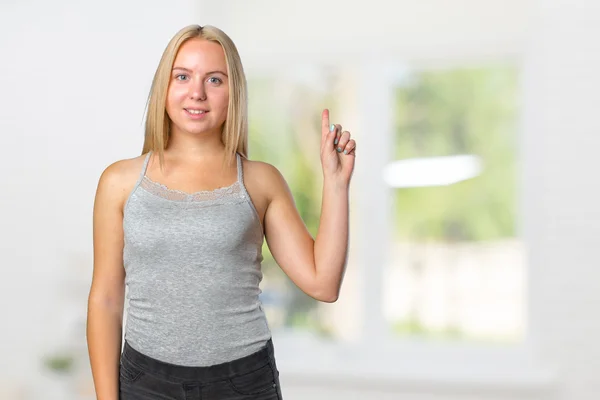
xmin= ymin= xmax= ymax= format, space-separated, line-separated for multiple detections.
xmin=166 ymin=38 xmax=229 ymax=138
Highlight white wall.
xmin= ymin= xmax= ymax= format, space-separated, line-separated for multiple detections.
xmin=200 ymin=0 xmax=529 ymax=67
xmin=522 ymin=0 xmax=600 ymax=399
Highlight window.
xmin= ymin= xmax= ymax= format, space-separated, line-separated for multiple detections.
xmin=385 ymin=64 xmax=525 ymax=343
xmin=250 ymin=63 xmax=525 ymax=346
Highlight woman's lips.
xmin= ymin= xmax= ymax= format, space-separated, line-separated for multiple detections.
xmin=184 ymin=108 xmax=208 ymax=119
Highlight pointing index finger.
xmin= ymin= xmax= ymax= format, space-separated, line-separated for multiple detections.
xmin=322 ymin=109 xmax=330 ymax=136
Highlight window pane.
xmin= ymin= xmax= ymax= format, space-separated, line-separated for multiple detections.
xmin=385 ymin=64 xmax=526 ymax=343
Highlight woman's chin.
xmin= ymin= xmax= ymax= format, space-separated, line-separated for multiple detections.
xmin=173 ymin=123 xmax=217 ymax=136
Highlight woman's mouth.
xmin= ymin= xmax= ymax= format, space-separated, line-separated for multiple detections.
xmin=184 ymin=108 xmax=208 ymax=119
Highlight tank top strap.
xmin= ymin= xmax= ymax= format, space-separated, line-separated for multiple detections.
xmin=236 ymin=153 xmax=243 ymax=183
xmin=140 ymin=151 xmax=152 ymax=178
xmin=124 ymin=151 xmax=152 ymax=211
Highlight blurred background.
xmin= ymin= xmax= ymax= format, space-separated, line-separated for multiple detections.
xmin=1 ymin=0 xmax=598 ymax=399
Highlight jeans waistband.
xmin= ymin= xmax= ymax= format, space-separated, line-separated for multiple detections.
xmin=121 ymin=339 xmax=275 ymax=383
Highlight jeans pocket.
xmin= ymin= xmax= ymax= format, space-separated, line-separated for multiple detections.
xmin=119 ymin=357 xmax=145 ymax=384
xmin=228 ymin=362 xmax=278 ymax=396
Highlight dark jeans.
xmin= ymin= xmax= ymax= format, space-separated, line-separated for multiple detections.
xmin=119 ymin=339 xmax=283 ymax=399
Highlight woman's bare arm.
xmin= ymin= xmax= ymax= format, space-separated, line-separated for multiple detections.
xmin=262 ymin=109 xmax=356 ymax=302
xmin=87 ymin=160 xmax=136 ymax=400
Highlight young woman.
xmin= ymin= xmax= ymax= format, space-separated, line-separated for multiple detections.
xmin=86 ymin=24 xmax=356 ymax=400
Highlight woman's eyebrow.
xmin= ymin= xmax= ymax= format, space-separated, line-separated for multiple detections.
xmin=205 ymin=70 xmax=228 ymax=77
xmin=172 ymin=67 xmax=228 ymax=77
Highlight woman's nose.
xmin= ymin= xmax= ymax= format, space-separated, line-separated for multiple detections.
xmin=189 ymin=78 xmax=207 ymax=101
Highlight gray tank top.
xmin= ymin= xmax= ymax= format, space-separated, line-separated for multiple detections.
xmin=122 ymin=151 xmax=271 ymax=366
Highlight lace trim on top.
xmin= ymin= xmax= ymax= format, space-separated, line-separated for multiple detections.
xmin=139 ymin=176 xmax=245 ymax=203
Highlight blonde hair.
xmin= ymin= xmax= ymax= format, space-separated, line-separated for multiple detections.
xmin=142 ymin=25 xmax=248 ymax=168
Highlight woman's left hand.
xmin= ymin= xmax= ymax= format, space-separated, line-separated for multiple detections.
xmin=320 ymin=109 xmax=356 ymax=185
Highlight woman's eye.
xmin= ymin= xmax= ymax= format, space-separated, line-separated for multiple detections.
xmin=176 ymin=74 xmax=188 ymax=81
xmin=208 ymin=77 xmax=222 ymax=84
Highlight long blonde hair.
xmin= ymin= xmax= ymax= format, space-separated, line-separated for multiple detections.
xmin=142 ymin=25 xmax=248 ymax=168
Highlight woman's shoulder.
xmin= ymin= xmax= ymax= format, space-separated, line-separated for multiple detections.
xmin=241 ymin=158 xmax=290 ymax=197
xmin=96 ymin=153 xmax=150 ymax=205
xmin=241 ymin=158 xmax=286 ymax=182
xmin=100 ymin=153 xmax=148 ymax=181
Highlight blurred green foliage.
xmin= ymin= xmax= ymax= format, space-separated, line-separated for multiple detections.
xmin=393 ymin=65 xmax=519 ymax=241
xmin=43 ymin=353 xmax=74 ymax=374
